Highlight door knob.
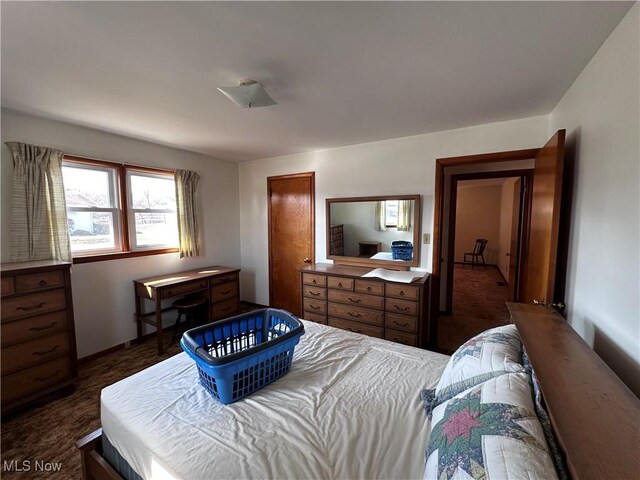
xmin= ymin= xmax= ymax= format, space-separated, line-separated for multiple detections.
xmin=303 ymin=258 xmax=311 ymax=263
xmin=505 ymin=252 xmax=516 ymax=257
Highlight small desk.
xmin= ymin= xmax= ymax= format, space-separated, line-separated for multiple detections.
xmin=359 ymin=241 xmax=382 ymax=257
xmin=133 ymin=266 xmax=240 ymax=354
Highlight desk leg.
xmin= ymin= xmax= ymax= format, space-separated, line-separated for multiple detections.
xmin=135 ymin=294 xmax=143 ymax=340
xmin=155 ymin=297 xmax=164 ymax=355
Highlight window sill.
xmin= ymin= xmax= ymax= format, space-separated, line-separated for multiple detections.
xmin=72 ymin=248 xmax=179 ymax=264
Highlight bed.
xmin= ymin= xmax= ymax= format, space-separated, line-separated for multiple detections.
xmin=77 ymin=304 xmax=640 ymax=480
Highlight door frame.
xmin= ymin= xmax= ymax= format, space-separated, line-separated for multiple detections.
xmin=432 ymin=148 xmax=539 ymax=319
xmin=445 ymin=169 xmax=534 ymax=313
xmin=267 ymin=172 xmax=315 ymax=310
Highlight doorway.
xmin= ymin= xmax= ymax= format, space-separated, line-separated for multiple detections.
xmin=432 ymin=130 xmax=566 ymax=353
xmin=267 ymin=172 xmax=315 ymax=316
xmin=439 ymin=171 xmax=532 ymax=353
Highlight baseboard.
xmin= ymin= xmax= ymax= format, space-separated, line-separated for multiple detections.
xmin=496 ymin=268 xmax=509 ymax=285
xmin=78 ymin=301 xmax=266 ymax=364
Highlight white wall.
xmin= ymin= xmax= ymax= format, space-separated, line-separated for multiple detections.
xmin=0 ymin=109 xmax=241 ymax=358
xmin=498 ymin=179 xmax=517 ymax=280
xmin=239 ymin=115 xmax=549 ymax=305
xmin=454 ymin=185 xmax=502 ymax=265
xmin=550 ymin=4 xmax=639 ymax=395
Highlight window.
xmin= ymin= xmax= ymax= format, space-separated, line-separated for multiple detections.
xmin=385 ymin=200 xmax=399 ymax=228
xmin=62 ymin=156 xmax=178 ymax=261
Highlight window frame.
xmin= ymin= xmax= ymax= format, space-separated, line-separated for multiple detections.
xmin=63 ymin=155 xmax=179 ymax=264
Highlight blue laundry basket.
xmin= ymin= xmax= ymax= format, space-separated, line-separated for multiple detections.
xmin=181 ymin=308 xmax=304 ymax=404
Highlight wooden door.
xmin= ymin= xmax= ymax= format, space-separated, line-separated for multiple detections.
xmin=507 ymin=178 xmax=522 ymax=300
xmin=268 ymin=173 xmax=315 ymax=316
xmin=520 ymin=130 xmax=565 ymax=305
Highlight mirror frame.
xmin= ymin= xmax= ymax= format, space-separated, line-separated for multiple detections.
xmin=326 ymin=194 xmax=421 ymax=270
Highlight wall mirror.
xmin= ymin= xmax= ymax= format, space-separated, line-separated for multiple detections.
xmin=326 ymin=194 xmax=421 ymax=269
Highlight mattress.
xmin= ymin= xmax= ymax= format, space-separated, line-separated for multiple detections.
xmin=101 ymin=320 xmax=449 ymax=479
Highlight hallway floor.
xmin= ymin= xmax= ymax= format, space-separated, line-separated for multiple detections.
xmin=437 ymin=264 xmax=511 ymax=355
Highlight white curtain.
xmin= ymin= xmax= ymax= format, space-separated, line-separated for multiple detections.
xmin=174 ymin=169 xmax=201 ymax=258
xmin=375 ymin=201 xmax=387 ymax=231
xmin=397 ymin=200 xmax=412 ymax=232
xmin=7 ymin=142 xmax=71 ymax=262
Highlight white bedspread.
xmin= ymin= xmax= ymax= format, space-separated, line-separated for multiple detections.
xmin=101 ymin=321 xmax=449 ymax=480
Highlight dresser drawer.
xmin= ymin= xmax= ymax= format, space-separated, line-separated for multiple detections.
xmin=328 ymin=317 xmax=383 ymax=338
xmin=2 ymin=289 xmax=66 ymax=322
xmin=354 ymin=279 xmax=384 ymax=296
xmin=1 ymin=276 xmax=15 ymax=297
xmin=328 ymin=303 xmax=383 ymax=326
xmin=1 ymin=311 xmax=67 ymax=347
xmin=1 ymin=332 xmax=69 ymax=375
xmin=386 ymin=283 xmax=420 ymax=301
xmin=211 ymin=297 xmax=239 ymax=320
xmin=328 ymin=289 xmax=383 ymax=310
xmin=327 ymin=276 xmax=354 ymax=291
xmin=211 ymin=282 xmax=238 ymax=303
xmin=210 ymin=273 xmax=239 ymax=286
xmin=302 ymin=285 xmax=327 ymax=300
xmin=302 ymin=273 xmax=326 ymax=287
xmin=384 ymin=330 xmax=418 ymax=347
xmin=303 ymin=312 xmax=327 ymax=325
xmin=385 ymin=312 xmax=418 ymax=333
xmin=303 ymin=298 xmax=327 ymax=315
xmin=15 ymin=270 xmax=64 ymax=293
xmin=385 ymin=298 xmax=419 ymax=317
xmin=1 ymin=357 xmax=71 ymax=404
xmin=160 ymin=279 xmax=208 ymax=299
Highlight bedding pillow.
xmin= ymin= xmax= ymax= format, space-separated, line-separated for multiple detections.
xmin=424 ymin=372 xmax=558 ymax=480
xmin=435 ymin=324 xmax=524 ymax=394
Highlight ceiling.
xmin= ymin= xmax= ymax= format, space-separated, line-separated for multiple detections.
xmin=1 ymin=2 xmax=632 ymax=162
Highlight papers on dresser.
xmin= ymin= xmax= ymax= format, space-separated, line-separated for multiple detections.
xmin=361 ymin=268 xmax=425 ymax=283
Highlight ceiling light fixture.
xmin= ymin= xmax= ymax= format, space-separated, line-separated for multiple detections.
xmin=217 ymin=79 xmax=277 ymax=109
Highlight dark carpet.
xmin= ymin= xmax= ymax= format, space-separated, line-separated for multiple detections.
xmin=437 ymin=264 xmax=511 ymax=355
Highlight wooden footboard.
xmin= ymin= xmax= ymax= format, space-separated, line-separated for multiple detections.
xmin=76 ymin=428 xmax=123 ymax=480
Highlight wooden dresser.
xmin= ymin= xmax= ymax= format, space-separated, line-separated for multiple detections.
xmin=300 ymin=263 xmax=435 ymax=348
xmin=1 ymin=260 xmax=78 ymax=414
xmin=328 ymin=224 xmax=344 ymax=256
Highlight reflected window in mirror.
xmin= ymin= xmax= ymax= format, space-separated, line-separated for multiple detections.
xmin=326 ymin=195 xmax=421 ymax=269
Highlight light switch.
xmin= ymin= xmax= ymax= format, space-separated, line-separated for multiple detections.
xmin=423 ymin=233 xmax=431 ymax=244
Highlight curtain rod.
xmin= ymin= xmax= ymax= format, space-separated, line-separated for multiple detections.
xmin=63 ymin=153 xmax=175 ymax=175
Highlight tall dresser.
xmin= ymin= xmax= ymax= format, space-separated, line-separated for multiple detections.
xmin=1 ymin=261 xmax=78 ymax=414
xmin=300 ymin=263 xmax=436 ymax=348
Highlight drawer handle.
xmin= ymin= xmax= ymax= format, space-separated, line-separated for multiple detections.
xmin=348 ymin=297 xmax=361 ymax=304
xmin=338 ymin=282 xmax=343 ymax=287
xmin=38 ymin=280 xmax=47 ymax=287
xmin=32 ymin=345 xmax=60 ymax=356
xmin=366 ymin=286 xmax=372 ymax=292
xmin=312 ymin=279 xmax=317 ymax=284
xmin=309 ymin=304 xmax=321 ymax=310
xmin=399 ymin=290 xmax=405 ymax=296
xmin=347 ymin=312 xmax=361 ymax=318
xmin=394 ymin=305 xmax=411 ymax=312
xmin=17 ymin=302 xmax=46 ymax=311
xmin=393 ymin=320 xmax=410 ymax=328
xmin=221 ymin=290 xmax=231 ymax=295
xmin=221 ymin=306 xmax=231 ymax=312
xmin=30 ymin=322 xmax=59 ymax=332
xmin=34 ymin=370 xmax=61 ymax=382
xmin=347 ymin=327 xmax=363 ymax=334
xmin=310 ymin=291 xmax=321 ymax=297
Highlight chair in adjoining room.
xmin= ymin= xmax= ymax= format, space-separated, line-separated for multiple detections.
xmin=463 ymin=238 xmax=488 ymax=269
xmin=171 ymin=295 xmax=207 ymax=343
